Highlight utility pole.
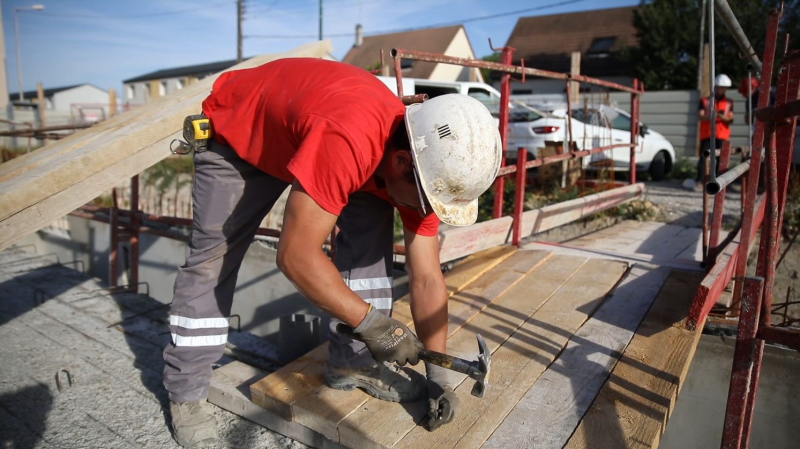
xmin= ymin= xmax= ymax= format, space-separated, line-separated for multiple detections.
xmin=237 ymin=0 xmax=244 ymax=63
xmin=318 ymin=0 xmax=323 ymax=41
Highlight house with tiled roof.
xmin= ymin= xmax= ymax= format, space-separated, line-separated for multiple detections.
xmin=343 ymin=24 xmax=483 ymax=82
xmin=122 ymin=59 xmax=245 ymax=105
xmin=503 ymin=6 xmax=638 ymax=94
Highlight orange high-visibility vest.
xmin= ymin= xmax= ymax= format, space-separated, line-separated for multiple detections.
xmin=700 ymin=96 xmax=732 ymax=140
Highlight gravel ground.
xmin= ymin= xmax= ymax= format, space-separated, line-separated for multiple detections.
xmin=644 ymin=179 xmax=744 ymax=229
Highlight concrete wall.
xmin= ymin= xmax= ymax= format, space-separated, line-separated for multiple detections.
xmin=661 ymin=335 xmax=800 ymax=448
xmin=19 ymin=216 xmax=408 ymax=346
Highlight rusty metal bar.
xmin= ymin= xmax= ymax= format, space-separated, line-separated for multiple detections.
xmin=493 ymin=45 xmax=514 ymax=219
xmin=512 ymin=148 xmax=527 ymax=246
xmin=109 ymin=206 xmax=119 ymax=287
xmin=730 ymin=8 xmax=781 ymax=314
xmin=391 ymin=49 xmax=643 ymax=94
xmin=709 ymin=142 xmax=732 ymax=263
xmin=393 ymin=56 xmax=404 ymax=97
xmin=401 ymin=94 xmax=428 ymax=105
xmin=130 ymin=175 xmax=140 ymax=287
xmin=754 ymin=98 xmax=800 ymax=122
xmin=721 ymin=275 xmax=764 ymax=449
xmin=758 ymin=325 xmax=800 ymax=351
xmin=497 ymin=143 xmax=634 ymax=176
xmin=0 ymin=122 xmax=93 ymax=136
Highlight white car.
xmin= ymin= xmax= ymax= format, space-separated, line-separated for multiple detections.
xmin=506 ymin=105 xmax=676 ymax=181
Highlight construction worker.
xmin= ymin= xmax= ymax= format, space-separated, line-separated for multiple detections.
xmin=695 ymin=73 xmax=734 ymax=186
xmin=163 ymin=58 xmax=502 ymax=447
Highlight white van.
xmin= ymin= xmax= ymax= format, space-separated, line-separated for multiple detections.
xmin=376 ymin=76 xmax=502 ymax=112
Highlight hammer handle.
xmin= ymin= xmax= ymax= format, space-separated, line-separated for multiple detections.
xmin=418 ymin=349 xmax=475 ymax=376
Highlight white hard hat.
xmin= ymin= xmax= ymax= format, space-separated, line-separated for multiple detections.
xmin=404 ymin=94 xmax=502 ymax=226
xmin=715 ymin=74 xmax=732 ymax=87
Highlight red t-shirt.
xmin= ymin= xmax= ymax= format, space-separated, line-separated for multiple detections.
xmin=202 ymin=58 xmax=439 ymax=236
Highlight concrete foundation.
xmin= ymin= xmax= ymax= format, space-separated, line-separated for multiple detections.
xmin=661 ymin=334 xmax=800 ymax=448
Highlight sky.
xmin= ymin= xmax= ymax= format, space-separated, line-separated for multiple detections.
xmin=1 ymin=0 xmax=639 ymax=96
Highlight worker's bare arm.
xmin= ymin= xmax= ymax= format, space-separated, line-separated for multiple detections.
xmin=404 ymin=228 xmax=448 ymax=354
xmin=277 ymin=180 xmax=370 ymax=328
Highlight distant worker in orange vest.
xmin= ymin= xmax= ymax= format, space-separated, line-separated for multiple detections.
xmin=696 ymin=74 xmax=734 ymax=183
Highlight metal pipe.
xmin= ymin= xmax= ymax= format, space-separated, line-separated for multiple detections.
xmin=401 ymin=94 xmax=428 ymax=105
xmin=391 ymin=49 xmax=643 ymax=94
xmin=706 ymin=160 xmax=750 ymax=195
xmin=709 ymin=142 xmax=732 ymax=264
xmin=754 ymin=98 xmax=800 ymax=122
xmin=713 ymin=0 xmax=763 ymax=74
xmin=393 ymin=55 xmax=404 ymax=97
xmin=697 ymin=0 xmax=707 ymax=90
xmin=707 ymin=0 xmax=718 ymax=184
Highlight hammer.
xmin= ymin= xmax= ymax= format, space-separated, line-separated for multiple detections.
xmin=419 ymin=334 xmax=491 ymax=398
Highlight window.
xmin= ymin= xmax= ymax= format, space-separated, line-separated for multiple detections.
xmin=176 ymin=79 xmax=184 ymax=90
xmin=143 ymin=83 xmax=151 ymax=100
xmin=587 ymin=37 xmax=616 ymax=57
xmin=468 ymin=87 xmax=500 ymax=110
xmin=611 ymin=113 xmax=631 ymax=131
xmin=126 ymin=85 xmax=134 ymax=100
xmin=400 ymin=59 xmax=413 ymax=71
xmin=159 ymin=81 xmax=167 ymax=96
xmin=414 ymin=85 xmax=458 ymax=98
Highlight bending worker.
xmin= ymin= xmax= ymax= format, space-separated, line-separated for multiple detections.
xmin=163 ymin=58 xmax=502 ymax=447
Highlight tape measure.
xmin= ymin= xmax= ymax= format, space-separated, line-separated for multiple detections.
xmin=170 ymin=114 xmax=212 ymax=154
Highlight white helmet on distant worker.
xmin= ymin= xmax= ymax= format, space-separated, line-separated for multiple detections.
xmin=404 ymin=94 xmax=502 ymax=227
xmin=715 ymin=74 xmax=732 ymax=87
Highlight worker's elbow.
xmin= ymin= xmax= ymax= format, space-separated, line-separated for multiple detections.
xmin=276 ymin=245 xmax=297 ymax=280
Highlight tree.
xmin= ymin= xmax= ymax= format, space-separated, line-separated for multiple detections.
xmin=480 ymin=52 xmax=501 ymax=83
xmin=621 ymin=0 xmax=800 ymax=91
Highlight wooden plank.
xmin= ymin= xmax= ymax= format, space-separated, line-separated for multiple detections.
xmin=402 ymin=257 xmax=629 ymax=449
xmin=438 ymin=217 xmax=513 ymax=263
xmin=338 ymin=254 xmax=618 ymax=449
xmin=209 ymin=362 xmax=345 ymax=449
xmin=483 ymin=264 xmax=671 ymax=449
xmin=520 ymin=183 xmax=644 ymax=238
xmin=292 ymin=251 xmax=550 ymax=443
xmin=0 ymin=40 xmax=333 ymax=252
xmin=249 ymin=246 xmax=518 ymax=421
xmin=523 ymin=241 xmax=703 ymax=272
xmin=564 ymin=270 xmax=705 ymax=449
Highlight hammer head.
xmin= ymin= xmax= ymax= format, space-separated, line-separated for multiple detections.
xmin=470 ymin=334 xmax=491 ymax=398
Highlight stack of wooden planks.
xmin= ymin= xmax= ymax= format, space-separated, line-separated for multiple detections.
xmin=209 ymin=245 xmax=704 ymax=448
xmin=0 ymin=41 xmax=333 ymax=252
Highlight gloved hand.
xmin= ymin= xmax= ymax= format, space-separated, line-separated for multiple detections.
xmin=425 ymin=363 xmax=460 ymax=431
xmin=336 ymin=306 xmax=423 ymax=366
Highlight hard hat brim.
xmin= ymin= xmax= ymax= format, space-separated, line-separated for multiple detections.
xmin=428 ymin=196 xmax=479 ymax=227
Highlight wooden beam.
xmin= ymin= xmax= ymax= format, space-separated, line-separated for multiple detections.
xmin=109 ymin=88 xmax=117 ymax=117
xmin=0 ymin=40 xmax=333 ymax=252
xmin=398 ymin=256 xmax=629 ymax=449
xmin=483 ymin=264 xmax=671 ymax=448
xmin=564 ymin=270 xmax=705 ymax=449
xmin=248 ymin=245 xmax=517 ymax=421
xmin=434 ymin=183 xmax=643 ymax=263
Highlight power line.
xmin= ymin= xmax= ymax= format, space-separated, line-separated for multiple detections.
xmin=246 ymin=0 xmax=587 ymax=39
xmin=27 ymin=1 xmax=233 ymax=19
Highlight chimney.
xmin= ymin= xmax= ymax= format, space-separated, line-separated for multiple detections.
xmin=355 ymin=24 xmax=363 ymax=47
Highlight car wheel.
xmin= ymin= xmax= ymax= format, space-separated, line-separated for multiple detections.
xmin=650 ymin=151 xmax=668 ymax=181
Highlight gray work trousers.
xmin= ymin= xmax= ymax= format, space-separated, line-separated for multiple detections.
xmin=163 ymin=141 xmax=394 ymax=403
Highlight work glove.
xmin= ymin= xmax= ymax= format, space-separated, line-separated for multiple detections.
xmin=336 ymin=306 xmax=423 ymax=366
xmin=425 ymin=363 xmax=460 ymax=432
